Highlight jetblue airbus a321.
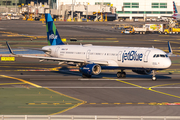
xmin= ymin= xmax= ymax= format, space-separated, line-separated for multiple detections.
xmin=6 ymin=14 xmax=173 ymax=81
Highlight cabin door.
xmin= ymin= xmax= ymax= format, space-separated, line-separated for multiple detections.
xmin=55 ymin=47 xmax=60 ymax=57
xmin=117 ymin=51 xmax=122 ymax=61
xmin=144 ymin=50 xmax=150 ymax=62
xmin=86 ymin=50 xmax=91 ymax=59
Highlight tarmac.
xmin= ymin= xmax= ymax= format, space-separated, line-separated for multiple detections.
xmin=0 ymin=20 xmax=180 ymax=115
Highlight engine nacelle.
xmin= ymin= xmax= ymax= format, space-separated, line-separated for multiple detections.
xmin=132 ymin=70 xmax=152 ymax=75
xmin=79 ymin=64 xmax=101 ymax=75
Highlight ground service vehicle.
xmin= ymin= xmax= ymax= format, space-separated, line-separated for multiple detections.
xmin=121 ymin=29 xmax=135 ymax=34
xmin=164 ymin=27 xmax=180 ymax=34
xmin=133 ymin=27 xmax=147 ymax=34
xmin=134 ymin=24 xmax=165 ymax=34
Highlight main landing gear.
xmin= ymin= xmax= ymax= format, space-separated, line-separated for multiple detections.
xmin=117 ymin=70 xmax=126 ymax=78
xmin=152 ymin=70 xmax=156 ymax=81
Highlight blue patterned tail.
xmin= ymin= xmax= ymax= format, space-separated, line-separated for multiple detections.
xmin=45 ymin=14 xmax=65 ymax=45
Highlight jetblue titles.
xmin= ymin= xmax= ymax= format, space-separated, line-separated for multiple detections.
xmin=49 ymin=34 xmax=58 ymax=39
xmin=122 ymin=51 xmax=143 ymax=62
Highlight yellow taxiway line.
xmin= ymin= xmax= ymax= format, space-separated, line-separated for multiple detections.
xmin=45 ymin=87 xmax=86 ymax=115
xmin=104 ymin=77 xmax=180 ymax=99
xmin=0 ymin=75 xmax=86 ymax=115
xmin=0 ymin=75 xmax=42 ymax=88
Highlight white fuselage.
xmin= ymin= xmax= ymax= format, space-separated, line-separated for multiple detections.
xmin=42 ymin=45 xmax=171 ymax=70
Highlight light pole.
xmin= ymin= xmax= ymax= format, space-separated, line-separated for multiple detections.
xmin=6 ymin=0 xmax=7 ymax=8
xmin=86 ymin=2 xmax=88 ymax=20
xmin=71 ymin=0 xmax=74 ymax=21
xmin=15 ymin=0 xmax=17 ymax=13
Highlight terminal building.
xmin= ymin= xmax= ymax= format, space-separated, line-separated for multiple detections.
xmin=0 ymin=0 xmax=180 ymax=21
xmin=0 ymin=0 xmax=48 ymax=6
xmin=49 ymin=0 xmax=180 ymax=20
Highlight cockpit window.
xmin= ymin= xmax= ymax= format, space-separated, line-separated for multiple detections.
xmin=153 ymin=54 xmax=168 ymax=58
xmin=160 ymin=55 xmax=165 ymax=57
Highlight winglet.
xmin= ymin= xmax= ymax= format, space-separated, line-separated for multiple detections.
xmin=6 ymin=41 xmax=16 ymax=55
xmin=168 ymin=41 xmax=173 ymax=55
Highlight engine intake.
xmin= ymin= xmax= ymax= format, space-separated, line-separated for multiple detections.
xmin=79 ymin=64 xmax=101 ymax=75
xmin=132 ymin=70 xmax=152 ymax=75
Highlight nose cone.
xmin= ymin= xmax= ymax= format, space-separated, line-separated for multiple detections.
xmin=163 ymin=58 xmax=171 ymax=68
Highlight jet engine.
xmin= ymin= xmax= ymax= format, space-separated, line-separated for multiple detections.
xmin=79 ymin=64 xmax=101 ymax=76
xmin=132 ymin=70 xmax=152 ymax=75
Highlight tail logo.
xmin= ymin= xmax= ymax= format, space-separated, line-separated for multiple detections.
xmin=45 ymin=13 xmax=65 ymax=45
xmin=49 ymin=34 xmax=58 ymax=39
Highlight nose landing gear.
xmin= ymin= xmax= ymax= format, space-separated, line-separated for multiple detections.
xmin=152 ymin=70 xmax=157 ymax=81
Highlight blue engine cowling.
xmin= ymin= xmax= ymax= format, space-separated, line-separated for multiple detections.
xmin=79 ymin=64 xmax=101 ymax=75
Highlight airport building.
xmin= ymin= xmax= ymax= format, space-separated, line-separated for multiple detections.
xmin=0 ymin=0 xmax=26 ymax=6
xmin=50 ymin=0 xmax=180 ymax=20
xmin=0 ymin=0 xmax=48 ymax=13
xmin=1 ymin=0 xmax=180 ymax=21
xmin=0 ymin=0 xmax=48 ymax=6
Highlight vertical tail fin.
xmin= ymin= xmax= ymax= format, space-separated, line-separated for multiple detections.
xmin=45 ymin=13 xmax=65 ymax=45
xmin=173 ymin=1 xmax=178 ymax=14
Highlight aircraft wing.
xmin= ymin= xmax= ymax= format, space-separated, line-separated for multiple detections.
xmin=6 ymin=42 xmax=108 ymax=65
xmin=19 ymin=55 xmax=108 ymax=65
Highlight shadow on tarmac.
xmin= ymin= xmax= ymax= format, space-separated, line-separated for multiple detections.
xmin=51 ymin=66 xmax=172 ymax=80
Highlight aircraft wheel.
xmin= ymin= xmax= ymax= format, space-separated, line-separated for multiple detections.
xmin=152 ymin=76 xmax=157 ymax=81
xmin=117 ymin=72 xmax=122 ymax=78
xmin=122 ymin=72 xmax=126 ymax=78
xmin=117 ymin=72 xmax=126 ymax=78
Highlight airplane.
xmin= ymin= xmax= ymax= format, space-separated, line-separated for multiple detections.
xmin=172 ymin=1 xmax=180 ymax=20
xmin=6 ymin=13 xmax=173 ymax=81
